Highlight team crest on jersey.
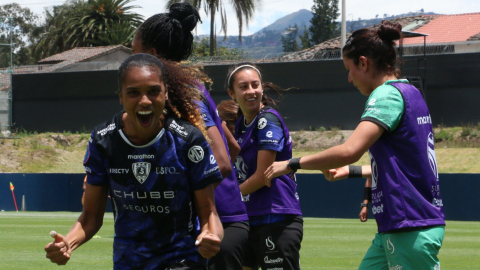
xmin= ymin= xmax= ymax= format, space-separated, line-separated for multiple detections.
xmin=132 ymin=162 xmax=151 ymax=184
xmin=188 ymin=146 xmax=204 ymax=163
xmin=258 ymin=118 xmax=267 ymax=129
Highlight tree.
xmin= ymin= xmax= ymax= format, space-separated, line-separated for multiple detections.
xmin=63 ymin=0 xmax=143 ymax=47
xmin=298 ymin=25 xmax=311 ymax=50
xmin=0 ymin=3 xmax=40 ymax=67
xmin=167 ymin=0 xmax=258 ymax=56
xmin=281 ymin=24 xmax=299 ymax=53
xmin=375 ymin=14 xmax=379 ymax=19
xmin=191 ymin=37 xmax=246 ymax=57
xmin=309 ymin=0 xmax=340 ymax=45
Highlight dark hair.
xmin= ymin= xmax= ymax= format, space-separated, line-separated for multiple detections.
xmin=343 ymin=20 xmax=402 ymax=74
xmin=136 ymin=2 xmax=201 ymax=61
xmin=217 ymin=100 xmax=239 ymax=134
xmin=118 ymin=53 xmax=208 ymax=139
xmin=226 ymin=62 xmax=287 ymax=116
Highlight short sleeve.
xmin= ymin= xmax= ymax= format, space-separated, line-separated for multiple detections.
xmin=185 ymin=128 xmax=223 ymax=190
xmin=83 ymin=133 xmax=109 ymax=186
xmin=256 ymin=112 xmax=285 ymax=152
xmin=195 ymin=99 xmax=215 ymax=128
xmin=361 ymin=85 xmax=404 ymax=132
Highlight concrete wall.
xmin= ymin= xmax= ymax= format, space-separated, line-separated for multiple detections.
xmin=11 ymin=53 xmax=480 ymax=132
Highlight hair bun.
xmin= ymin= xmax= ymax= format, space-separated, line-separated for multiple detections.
xmin=169 ymin=2 xmax=201 ymax=32
xmin=377 ymin=20 xmax=402 ymax=41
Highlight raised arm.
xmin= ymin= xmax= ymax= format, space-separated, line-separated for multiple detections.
xmin=194 ymin=184 xmax=223 ymax=259
xmin=44 ymin=183 xmax=109 ymax=265
xmin=265 ymin=121 xmax=383 ymax=180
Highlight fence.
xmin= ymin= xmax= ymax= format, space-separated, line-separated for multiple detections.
xmin=0 ymin=70 xmax=12 ymax=135
xmin=0 ymin=173 xmax=478 ymax=221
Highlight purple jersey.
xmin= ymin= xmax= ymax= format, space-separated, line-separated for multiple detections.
xmin=234 ymin=107 xmax=302 ymax=217
xmin=197 ymin=85 xmax=248 ymax=223
xmin=367 ymin=82 xmax=445 ymax=232
xmin=84 ymin=112 xmax=223 ymax=269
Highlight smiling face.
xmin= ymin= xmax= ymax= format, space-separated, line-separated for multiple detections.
xmin=227 ymin=69 xmax=263 ymax=122
xmin=343 ymin=55 xmax=372 ymax=96
xmin=119 ymin=66 xmax=167 ymax=138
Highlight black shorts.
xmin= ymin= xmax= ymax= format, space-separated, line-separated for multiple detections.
xmin=164 ymin=260 xmax=206 ymax=270
xmin=208 ymin=221 xmax=249 ymax=270
xmin=243 ymin=216 xmax=303 ymax=270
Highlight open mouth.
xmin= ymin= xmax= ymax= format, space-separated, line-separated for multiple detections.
xmin=136 ymin=110 xmax=153 ymax=127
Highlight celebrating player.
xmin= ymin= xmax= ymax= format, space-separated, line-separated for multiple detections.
xmin=265 ymin=20 xmax=445 ymax=269
xmin=44 ymin=54 xmax=223 ymax=269
xmin=131 ymin=3 xmax=249 ymax=269
xmin=227 ymin=62 xmax=303 ymax=270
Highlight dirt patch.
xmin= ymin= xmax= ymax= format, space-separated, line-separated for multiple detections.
xmin=291 ymin=130 xmax=354 ymax=150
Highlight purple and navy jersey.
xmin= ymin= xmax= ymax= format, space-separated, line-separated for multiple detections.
xmin=365 ymin=81 xmax=445 ymax=232
xmin=83 ymin=111 xmax=223 ymax=269
xmin=196 ymin=85 xmax=248 ymax=223
xmin=235 ymin=107 xmax=302 ymax=218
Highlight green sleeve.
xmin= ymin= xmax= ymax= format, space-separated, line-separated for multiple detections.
xmin=360 ymin=85 xmax=404 ymax=132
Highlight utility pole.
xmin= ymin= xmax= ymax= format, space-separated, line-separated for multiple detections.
xmin=341 ymin=0 xmax=346 ymax=47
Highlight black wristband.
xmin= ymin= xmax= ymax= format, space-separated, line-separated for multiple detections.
xmin=348 ymin=165 xmax=362 ymax=178
xmin=363 ymin=187 xmax=372 ymax=201
xmin=288 ymin=158 xmax=301 ymax=172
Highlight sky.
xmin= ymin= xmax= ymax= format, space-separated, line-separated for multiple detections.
xmin=10 ymin=0 xmax=480 ymax=36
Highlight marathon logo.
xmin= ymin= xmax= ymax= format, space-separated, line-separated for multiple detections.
xmin=128 ymin=154 xmax=154 ymax=159
xmin=417 ymin=114 xmax=432 ymax=125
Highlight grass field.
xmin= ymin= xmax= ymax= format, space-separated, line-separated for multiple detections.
xmin=1 ymin=212 xmax=479 ymax=269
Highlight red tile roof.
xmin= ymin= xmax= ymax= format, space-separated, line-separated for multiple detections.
xmin=404 ymin=13 xmax=480 ymax=44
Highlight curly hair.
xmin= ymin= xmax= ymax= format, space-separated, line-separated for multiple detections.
xmin=118 ymin=54 xmax=208 ymax=140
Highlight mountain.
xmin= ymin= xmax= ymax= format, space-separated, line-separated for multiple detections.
xmin=255 ymin=9 xmax=313 ymax=34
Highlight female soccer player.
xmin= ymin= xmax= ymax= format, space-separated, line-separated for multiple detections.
xmin=44 ymin=54 xmax=223 ymax=269
xmin=265 ymin=20 xmax=445 ymax=269
xmin=227 ymin=62 xmax=303 ymax=270
xmin=131 ymin=4 xmax=249 ymax=269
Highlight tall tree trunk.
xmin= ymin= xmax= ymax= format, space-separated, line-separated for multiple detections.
xmin=209 ymin=4 xmax=215 ymax=56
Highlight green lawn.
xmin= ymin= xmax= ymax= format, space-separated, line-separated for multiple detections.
xmin=0 ymin=212 xmax=478 ymax=269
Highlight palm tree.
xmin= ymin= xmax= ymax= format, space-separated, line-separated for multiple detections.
xmin=64 ymin=0 xmax=143 ymax=47
xmin=91 ymin=20 xmax=137 ymax=46
xmin=166 ymin=0 xmax=259 ymax=56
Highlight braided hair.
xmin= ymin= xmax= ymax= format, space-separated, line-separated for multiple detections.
xmin=118 ymin=54 xmax=208 ymax=139
xmin=136 ymin=2 xmax=201 ymax=62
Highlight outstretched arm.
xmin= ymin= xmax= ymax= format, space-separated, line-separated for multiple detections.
xmin=45 ymin=183 xmax=109 ymax=265
xmin=323 ymin=165 xmax=372 ymax=182
xmin=265 ymin=121 xmax=383 ymax=180
xmin=194 ymin=184 xmax=223 ymax=259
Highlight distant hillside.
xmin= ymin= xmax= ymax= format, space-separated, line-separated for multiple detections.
xmin=255 ymin=9 xmax=313 ymax=34
xmin=194 ymin=10 xmax=440 ymax=58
